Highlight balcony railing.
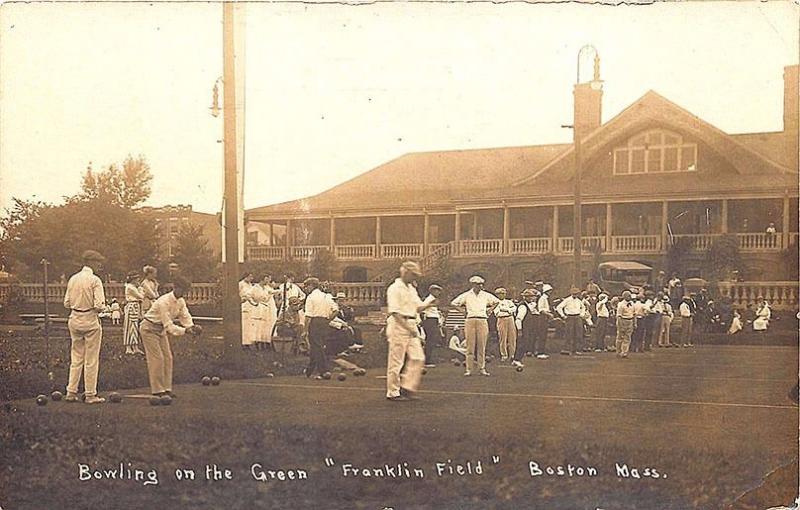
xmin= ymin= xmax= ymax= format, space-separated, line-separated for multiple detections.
xmin=245 ymin=231 xmax=800 ymax=261
xmin=335 ymin=244 xmax=376 ymax=260
xmin=291 ymin=245 xmax=328 ymax=259
xmin=381 ymin=243 xmax=423 ymax=259
xmin=460 ymin=239 xmax=503 ymax=256
xmin=670 ymin=234 xmax=718 ymax=251
xmin=737 ymin=233 xmax=782 ymax=251
xmin=246 ymin=245 xmax=285 ymax=260
xmin=558 ymin=236 xmax=605 ymax=253
xmin=612 ymin=235 xmax=661 ymax=253
xmin=510 ymin=237 xmax=552 ymax=254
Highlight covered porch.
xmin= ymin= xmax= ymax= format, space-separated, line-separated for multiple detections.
xmin=245 ymin=196 xmax=799 ymax=261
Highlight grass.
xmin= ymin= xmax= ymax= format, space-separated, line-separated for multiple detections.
xmin=1 ymin=325 xmax=798 ymax=510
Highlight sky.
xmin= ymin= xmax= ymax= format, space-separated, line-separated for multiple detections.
xmin=0 ymin=1 xmax=797 ymax=215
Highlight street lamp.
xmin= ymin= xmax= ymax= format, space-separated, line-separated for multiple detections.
xmin=569 ymin=45 xmax=602 ymax=287
xmin=209 ymin=77 xmax=223 ymax=118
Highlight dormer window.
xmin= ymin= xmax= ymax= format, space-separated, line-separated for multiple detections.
xmin=613 ymin=129 xmax=697 ymax=175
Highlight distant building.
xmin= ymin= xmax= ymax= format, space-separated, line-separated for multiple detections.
xmin=138 ymin=205 xmax=222 ymax=261
xmin=245 ymin=64 xmax=799 ymax=285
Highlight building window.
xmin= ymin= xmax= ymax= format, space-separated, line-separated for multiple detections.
xmin=613 ymin=129 xmax=697 ymax=175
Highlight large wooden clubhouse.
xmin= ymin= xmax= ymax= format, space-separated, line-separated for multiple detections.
xmin=245 ymin=65 xmax=799 ymax=286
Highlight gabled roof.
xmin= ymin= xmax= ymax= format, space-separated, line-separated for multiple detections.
xmin=514 ymin=90 xmax=793 ymax=187
xmin=248 ymin=143 xmax=569 ymax=216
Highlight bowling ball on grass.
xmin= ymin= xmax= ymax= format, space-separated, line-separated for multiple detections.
xmin=159 ymin=395 xmax=173 ymax=406
xmin=515 ymin=366 xmax=524 ymax=373
xmin=337 ymin=373 xmax=347 ymax=382
xmin=35 ymin=395 xmax=48 ymax=406
xmin=51 ymin=391 xmax=63 ymax=402
xmin=109 ymin=392 xmax=123 ymax=403
xmin=211 ymin=376 xmax=221 ymax=386
xmin=201 ymin=376 xmax=211 ymax=386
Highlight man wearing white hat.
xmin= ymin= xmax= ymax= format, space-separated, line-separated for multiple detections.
xmin=493 ymin=288 xmax=517 ymax=362
xmin=534 ymin=284 xmax=554 ymax=359
xmin=451 ymin=275 xmax=499 ymax=376
xmin=385 ymin=261 xmax=437 ymax=400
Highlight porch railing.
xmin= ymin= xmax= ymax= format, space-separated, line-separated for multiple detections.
xmin=459 ymin=239 xmax=503 ymax=256
xmin=335 ymin=244 xmax=376 ymax=260
xmin=291 ymin=245 xmax=328 ymax=259
xmin=326 ymin=282 xmax=386 ymax=306
xmin=246 ymin=245 xmax=285 ymax=260
xmin=670 ymin=234 xmax=718 ymax=251
xmin=510 ymin=237 xmax=552 ymax=254
xmin=558 ymin=236 xmax=605 ymax=253
xmin=612 ymin=235 xmax=661 ymax=253
xmin=737 ymin=233 xmax=782 ymax=251
xmin=381 ymin=243 xmax=423 ymax=259
xmin=717 ymin=281 xmax=799 ymax=311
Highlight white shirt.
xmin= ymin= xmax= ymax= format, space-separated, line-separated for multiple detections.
xmin=679 ymin=303 xmax=692 ymax=318
xmin=143 ymin=292 xmax=194 ymax=336
xmin=493 ymin=299 xmax=517 ymax=318
xmin=451 ymin=290 xmax=499 ymax=319
xmin=617 ymin=300 xmax=636 ymax=319
xmin=125 ymin=283 xmax=144 ymax=302
xmin=556 ymin=296 xmax=585 ymax=317
xmin=422 ymin=294 xmax=442 ymax=321
xmin=537 ymin=294 xmax=551 ymax=314
xmin=387 ymin=278 xmax=423 ymax=318
xmin=279 ymin=282 xmax=306 ymax=301
xmin=514 ymin=301 xmax=537 ymax=330
xmin=63 ymin=266 xmax=106 ymax=328
xmin=304 ymin=288 xmax=337 ymax=318
xmin=596 ymin=300 xmax=610 ymax=318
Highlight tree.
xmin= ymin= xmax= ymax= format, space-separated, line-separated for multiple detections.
xmin=74 ymin=155 xmax=152 ymax=209
xmin=309 ymin=248 xmax=336 ymax=281
xmin=172 ymin=224 xmax=218 ymax=282
xmin=665 ymin=237 xmax=693 ymax=276
xmin=0 ymin=156 xmax=157 ymax=281
xmin=703 ymin=234 xmax=743 ymax=282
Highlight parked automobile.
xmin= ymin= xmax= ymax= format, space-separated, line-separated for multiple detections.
xmin=597 ymin=261 xmax=653 ymax=295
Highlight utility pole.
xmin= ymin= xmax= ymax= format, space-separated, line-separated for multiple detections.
xmin=41 ymin=258 xmax=52 ymax=383
xmin=222 ymin=1 xmax=242 ymax=352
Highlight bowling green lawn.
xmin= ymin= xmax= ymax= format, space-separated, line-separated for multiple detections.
xmin=1 ymin=326 xmax=798 ymax=510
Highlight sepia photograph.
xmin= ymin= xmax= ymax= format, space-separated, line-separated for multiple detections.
xmin=0 ymin=1 xmax=798 ymax=508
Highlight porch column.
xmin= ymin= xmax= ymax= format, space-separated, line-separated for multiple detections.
xmin=329 ymin=216 xmax=336 ymax=252
xmin=502 ymin=205 xmax=510 ymax=255
xmin=285 ymin=219 xmax=293 ymax=259
xmin=269 ymin=222 xmax=274 ymax=245
xmin=783 ymin=195 xmax=790 ymax=248
xmin=454 ymin=212 xmax=461 ymax=256
xmin=423 ymin=212 xmax=430 ymax=256
xmin=552 ymin=206 xmax=559 ymax=253
xmin=661 ymin=201 xmax=668 ymax=252
xmin=721 ymin=199 xmax=728 ymax=234
xmin=375 ymin=216 xmax=382 ymax=259
xmin=605 ymin=203 xmax=613 ymax=253
xmin=472 ymin=213 xmax=478 ymax=239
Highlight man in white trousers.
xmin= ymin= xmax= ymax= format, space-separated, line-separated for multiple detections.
xmin=385 ymin=261 xmax=436 ymax=401
xmin=451 ymin=276 xmax=500 ymax=376
xmin=63 ymin=250 xmax=107 ymax=404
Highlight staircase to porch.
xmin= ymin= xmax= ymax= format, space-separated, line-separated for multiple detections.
xmin=370 ymin=241 xmax=456 ymax=282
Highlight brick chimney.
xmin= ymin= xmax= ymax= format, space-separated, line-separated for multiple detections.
xmin=784 ymin=65 xmax=798 ymax=171
xmin=573 ymin=54 xmax=603 ymax=140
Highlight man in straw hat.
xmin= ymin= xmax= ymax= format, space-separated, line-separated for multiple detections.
xmin=512 ymin=288 xmax=537 ymax=368
xmin=555 ymin=286 xmax=586 ymax=355
xmin=451 ymin=275 xmax=500 ymax=376
xmin=385 ymin=261 xmax=437 ymax=401
xmin=615 ymin=290 xmax=636 ymax=358
xmin=492 ymin=288 xmax=516 ymax=362
xmin=63 ymin=250 xmax=108 ymax=404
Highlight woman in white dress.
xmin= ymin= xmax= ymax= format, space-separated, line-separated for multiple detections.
xmin=123 ymin=271 xmax=145 ymax=355
xmin=239 ymin=272 xmax=258 ymax=349
xmin=141 ymin=265 xmax=160 ymax=313
xmin=728 ymin=309 xmax=743 ymax=335
xmin=753 ymin=298 xmax=771 ymax=332
xmin=256 ymin=274 xmax=279 ymax=349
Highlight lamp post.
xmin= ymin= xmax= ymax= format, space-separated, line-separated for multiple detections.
xmin=569 ymin=45 xmax=602 ymax=287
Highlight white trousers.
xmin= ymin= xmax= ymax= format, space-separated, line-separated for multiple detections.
xmin=67 ymin=319 xmax=103 ymax=397
xmin=386 ymin=327 xmax=425 ymax=398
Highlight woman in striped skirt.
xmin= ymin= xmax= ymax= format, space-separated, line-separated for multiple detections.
xmin=124 ymin=271 xmax=145 ymax=355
